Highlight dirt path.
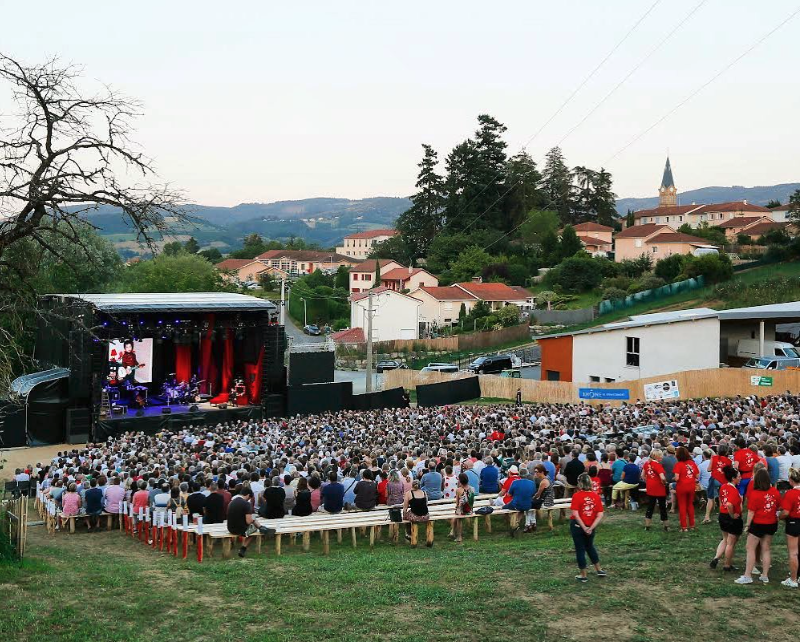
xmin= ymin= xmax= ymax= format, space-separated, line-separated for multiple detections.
xmin=1 ymin=443 xmax=82 ymax=480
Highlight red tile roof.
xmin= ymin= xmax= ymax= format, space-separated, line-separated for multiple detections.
xmin=412 ymin=286 xmax=476 ymax=301
xmin=454 ymin=282 xmax=528 ymax=301
xmin=770 ymin=203 xmax=791 ymax=211
xmin=694 ymin=201 xmax=771 ymax=214
xmin=331 ymin=327 xmax=365 ymax=343
xmin=344 ymin=228 xmax=397 ymax=240
xmin=615 ymin=224 xmax=671 ymax=239
xmin=573 ymin=222 xmax=614 ymax=233
xmin=255 ymin=250 xmax=358 ymax=262
xmin=351 ymin=286 xmax=422 ymax=304
xmin=215 ymin=259 xmax=253 ymax=271
xmin=646 ymin=232 xmax=716 ymax=245
xmin=350 ymin=259 xmax=400 ymax=273
xmin=715 ymin=216 xmax=766 ymax=229
xmin=579 ymin=235 xmax=612 ymax=247
xmin=633 ymin=204 xmax=702 ymax=219
xmin=381 ymin=267 xmax=433 ymax=281
xmin=740 ymin=221 xmax=790 ymax=235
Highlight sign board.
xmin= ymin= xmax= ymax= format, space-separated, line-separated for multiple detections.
xmin=750 ymin=375 xmax=773 ymax=387
xmin=578 ymin=388 xmax=630 ymax=400
xmin=643 ymin=379 xmax=680 ymax=401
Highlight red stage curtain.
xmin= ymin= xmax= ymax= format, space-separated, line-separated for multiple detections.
xmin=243 ymin=346 xmax=264 ymax=405
xmin=209 ymin=392 xmax=230 ymax=405
xmin=199 ymin=314 xmax=215 ymax=394
xmin=175 ymin=344 xmax=192 ymax=383
xmin=220 ymin=328 xmax=234 ymax=395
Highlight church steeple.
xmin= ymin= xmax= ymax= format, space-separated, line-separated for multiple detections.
xmin=658 ymin=157 xmax=677 ymax=206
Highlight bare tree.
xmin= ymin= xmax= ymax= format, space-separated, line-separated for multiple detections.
xmin=0 ymin=53 xmax=185 ymax=389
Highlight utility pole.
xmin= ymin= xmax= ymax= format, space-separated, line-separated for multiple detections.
xmin=301 ymin=297 xmax=307 ymax=327
xmin=365 ymin=289 xmax=374 ymax=393
xmin=279 ymin=277 xmax=286 ymax=326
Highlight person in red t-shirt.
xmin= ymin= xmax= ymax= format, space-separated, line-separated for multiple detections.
xmin=710 ymin=465 xmax=743 ymax=572
xmin=735 ymin=469 xmax=780 ymax=585
xmin=673 ymin=446 xmax=700 ymax=531
xmin=570 ymin=473 xmax=606 ymax=583
xmin=778 ymin=467 xmax=800 ymax=588
xmin=587 ymin=465 xmax=602 ymax=496
xmin=705 ymin=444 xmax=732 ymax=524
xmin=733 ymin=443 xmax=758 ymax=495
xmin=496 ymin=466 xmax=521 ymax=506
xmin=643 ymin=450 xmax=669 ymax=531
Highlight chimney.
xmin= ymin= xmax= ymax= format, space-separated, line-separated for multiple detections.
xmin=743 ymin=199 xmax=748 ymax=205
xmin=472 ymin=276 xmax=482 ymax=283
xmin=408 ymin=266 xmax=413 ymax=275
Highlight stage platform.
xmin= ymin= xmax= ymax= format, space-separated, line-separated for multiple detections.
xmin=94 ymin=402 xmax=263 ymax=439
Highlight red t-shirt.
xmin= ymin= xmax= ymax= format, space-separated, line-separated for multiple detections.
xmin=720 ymin=483 xmax=742 ymax=517
xmin=643 ymin=460 xmax=666 ymax=497
xmin=734 ymin=449 xmax=758 ymax=479
xmin=500 ymin=474 xmax=519 ymax=505
xmin=748 ymin=487 xmax=780 ymax=524
xmin=590 ymin=477 xmax=602 ymax=495
xmin=780 ymin=487 xmax=800 ymax=519
xmin=709 ymin=455 xmax=732 ymax=485
xmin=673 ymin=460 xmax=699 ymax=491
xmin=377 ymin=479 xmax=388 ymax=505
xmin=570 ymin=490 xmax=604 ymax=527
xmin=132 ymin=489 xmax=149 ymax=514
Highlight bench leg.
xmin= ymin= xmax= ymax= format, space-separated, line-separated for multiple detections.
xmin=206 ymin=538 xmax=214 ymax=558
xmin=484 ymin=514 xmax=492 ymax=533
xmin=410 ymin=523 xmax=418 ymax=547
xmin=426 ymin=521 xmax=434 ymax=547
xmin=473 ymin=516 xmax=479 ymax=541
xmin=107 ymin=515 xmax=112 ymax=531
xmin=275 ymin=534 xmax=282 ymax=557
xmin=322 ymin=530 xmax=330 ymax=555
xmin=302 ymin=531 xmax=311 ymax=552
xmin=337 ymin=528 xmax=343 ymax=544
xmin=351 ymin=527 xmax=357 ymax=549
xmin=69 ymin=517 xmax=75 ymax=534
xmin=369 ymin=526 xmax=376 ymax=550
xmin=222 ymin=538 xmax=232 ymax=559
xmin=390 ymin=523 xmax=399 ymax=544
xmin=549 ymin=510 xmax=554 ymax=531
xmin=376 ymin=525 xmax=382 ymax=542
xmin=256 ymin=535 xmax=262 ymax=554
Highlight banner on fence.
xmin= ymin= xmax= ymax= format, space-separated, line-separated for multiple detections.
xmin=644 ymin=379 xmax=680 ymax=401
xmin=750 ymin=375 xmax=773 ymax=387
xmin=578 ymin=388 xmax=630 ymax=400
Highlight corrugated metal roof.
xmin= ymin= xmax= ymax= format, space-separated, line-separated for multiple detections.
xmin=10 ymin=368 xmax=70 ymax=398
xmin=47 ymin=293 xmax=278 ymax=313
xmin=717 ymin=302 xmax=800 ymax=321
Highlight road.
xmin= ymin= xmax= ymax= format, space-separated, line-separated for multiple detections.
xmin=282 ymin=313 xmax=325 ymax=346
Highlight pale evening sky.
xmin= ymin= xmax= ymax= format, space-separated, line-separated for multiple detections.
xmin=1 ymin=0 xmax=798 ymax=206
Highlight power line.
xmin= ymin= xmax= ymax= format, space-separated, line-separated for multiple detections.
xmin=606 ymin=4 xmax=800 ymax=163
xmin=437 ymin=0 xmax=663 ymax=236
xmin=557 ymin=0 xmax=709 ymax=146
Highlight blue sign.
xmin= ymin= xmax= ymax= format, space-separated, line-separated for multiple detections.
xmin=578 ymin=388 xmax=630 ymax=400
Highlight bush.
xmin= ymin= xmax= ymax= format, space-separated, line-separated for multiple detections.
xmin=654 ymin=253 xmax=686 ymax=282
xmin=680 ymin=253 xmax=733 ymax=284
xmin=545 ymin=256 xmax=604 ymax=293
xmin=618 ymin=254 xmax=652 ymax=278
xmin=637 ymin=275 xmax=667 ymax=292
xmin=332 ymin=318 xmax=349 ymax=331
xmin=736 ymin=234 xmax=752 ymax=246
xmin=601 ymin=276 xmax=632 ymax=291
xmin=602 ymin=287 xmax=627 ymax=301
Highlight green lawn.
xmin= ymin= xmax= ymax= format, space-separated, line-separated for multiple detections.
xmin=2 ymin=507 xmax=799 ymax=641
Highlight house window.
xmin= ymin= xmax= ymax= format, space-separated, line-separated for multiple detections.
xmin=546 ymin=370 xmax=560 ymax=381
xmin=626 ymin=336 xmax=640 ymax=367
xmin=679 ymin=216 xmax=683 ymax=222
xmin=590 ymin=376 xmax=600 ymax=383
xmin=353 ymin=273 xmax=359 ymax=281
xmin=364 ymin=274 xmax=372 ymax=281
xmin=635 ymin=239 xmax=643 ymax=248
xmin=605 ymin=378 xmax=615 ymax=383
xmin=665 ymin=217 xmax=669 ymax=222
xmin=651 ymin=246 xmax=658 ymax=253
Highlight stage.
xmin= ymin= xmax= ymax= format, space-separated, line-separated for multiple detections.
xmin=94 ymin=401 xmax=263 ymax=439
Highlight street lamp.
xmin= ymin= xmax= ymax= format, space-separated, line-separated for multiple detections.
xmin=301 ymin=297 xmax=307 ymax=327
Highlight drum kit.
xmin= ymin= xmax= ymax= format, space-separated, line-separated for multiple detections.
xmin=161 ymin=374 xmax=206 ymax=406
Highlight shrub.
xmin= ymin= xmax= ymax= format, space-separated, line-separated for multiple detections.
xmin=654 ymin=253 xmax=686 ymax=282
xmin=680 ymin=253 xmax=733 ymax=284
xmin=637 ymin=275 xmax=667 ymax=291
xmin=332 ymin=318 xmax=349 ymax=331
xmin=618 ymin=254 xmax=653 ymax=278
xmin=601 ymin=276 xmax=632 ymax=291
xmin=601 ymin=287 xmax=627 ymax=301
xmin=545 ymin=256 xmax=604 ymax=293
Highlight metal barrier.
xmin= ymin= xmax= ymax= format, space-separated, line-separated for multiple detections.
xmin=598 ymin=275 xmax=706 ymax=316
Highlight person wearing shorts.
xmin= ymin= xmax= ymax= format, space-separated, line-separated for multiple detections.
xmin=705 ymin=445 xmax=731 ymax=524
xmin=779 ymin=467 xmax=800 ymax=588
xmin=711 ymin=466 xmax=743 ymax=572
xmin=735 ymin=469 xmax=780 ymax=585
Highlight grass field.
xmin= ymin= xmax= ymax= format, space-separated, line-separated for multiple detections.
xmin=2 ymin=507 xmax=798 ymax=642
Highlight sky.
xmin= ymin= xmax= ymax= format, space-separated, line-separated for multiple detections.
xmin=1 ymin=0 xmax=798 ymax=206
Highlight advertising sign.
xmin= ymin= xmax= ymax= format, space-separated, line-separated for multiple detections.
xmin=643 ymin=379 xmax=680 ymax=401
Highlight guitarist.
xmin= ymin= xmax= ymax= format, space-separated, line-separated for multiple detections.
xmin=118 ymin=340 xmax=146 ymax=385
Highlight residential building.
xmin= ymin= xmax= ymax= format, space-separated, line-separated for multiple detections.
xmin=380 ymin=266 xmax=438 ymax=292
xmin=736 ymin=220 xmax=792 ymax=242
xmin=335 ymin=229 xmax=397 ymax=259
xmin=215 ymin=259 xmax=271 ymax=284
xmin=613 ymin=224 xmax=672 ymax=262
xmin=716 ymin=216 xmax=772 ymax=239
xmin=573 ymin=222 xmax=614 ymax=257
xmin=452 ymin=281 xmax=532 ymax=311
xmin=350 ymin=286 xmax=421 ymax=341
xmin=349 ymin=259 xmax=403 ymax=293
xmin=409 ymin=286 xmax=477 ymax=331
xmin=644 ymin=231 xmax=719 ymax=261
xmin=767 ymin=203 xmax=792 ymax=223
xmin=254 ymin=250 xmax=359 ymax=276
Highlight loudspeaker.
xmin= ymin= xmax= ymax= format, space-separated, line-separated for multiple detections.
xmin=161 ymin=407 xmax=172 ymax=415
xmin=189 ymin=405 xmax=199 ymax=412
xmin=218 ymin=403 xmax=228 ymax=410
xmin=68 ymin=329 xmax=94 ymax=399
xmin=65 ymin=407 xmax=91 ymax=444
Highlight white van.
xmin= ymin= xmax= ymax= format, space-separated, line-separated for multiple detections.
xmin=736 ymin=339 xmax=800 ymax=359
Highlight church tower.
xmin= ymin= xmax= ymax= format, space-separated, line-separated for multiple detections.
xmin=658 ymin=157 xmax=677 ymax=207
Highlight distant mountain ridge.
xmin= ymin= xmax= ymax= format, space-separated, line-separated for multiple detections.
xmin=616 ymin=183 xmax=800 ymax=214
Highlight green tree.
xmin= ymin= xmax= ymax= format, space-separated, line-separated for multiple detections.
xmin=558 ymin=225 xmax=583 ymax=260
xmin=184 ymin=237 xmax=200 ymax=254
xmin=520 ymin=209 xmax=560 ymax=246
xmin=471 ymin=114 xmax=508 ymax=231
xmin=162 ymin=241 xmax=185 ymax=256
xmin=541 ymin=146 xmax=573 ymax=224
xmin=258 ymin=271 xmax=277 ymax=292
xmin=368 ymin=234 xmax=416 ymax=266
xmin=198 ymin=247 xmax=223 ymax=263
xmin=654 ymin=253 xmax=686 ymax=282
xmin=395 ymin=144 xmax=446 ymax=259
xmin=496 ymin=304 xmax=521 ymax=327
xmin=625 ymin=209 xmax=635 ymax=228
xmin=448 ymin=245 xmax=494 ymax=283
xmin=766 ymin=199 xmax=782 ymax=209
xmin=504 ymin=152 xmax=545 ymax=231
xmin=374 ymin=261 xmax=382 ymax=287
xmin=115 ymin=253 xmax=231 ymax=292
xmin=545 ymin=256 xmax=603 ymax=293
xmin=787 ymin=189 xmax=800 ymax=223
xmin=540 ymin=229 xmax=560 ymax=265
xmin=230 ymin=233 xmax=268 ymax=259
xmin=442 ymin=140 xmax=479 ymax=231
xmin=334 ymin=265 xmax=350 ymax=290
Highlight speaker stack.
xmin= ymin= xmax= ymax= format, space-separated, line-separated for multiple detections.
xmin=65 ymin=407 xmax=91 ymax=444
xmin=263 ymin=324 xmax=287 ymax=393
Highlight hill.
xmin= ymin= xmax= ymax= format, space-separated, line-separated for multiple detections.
xmin=616 ymin=182 xmax=800 ymax=214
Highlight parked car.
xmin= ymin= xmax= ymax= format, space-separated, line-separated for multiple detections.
xmin=737 ymin=339 xmax=799 ymax=359
xmin=421 ymin=363 xmax=459 ymax=373
xmin=499 ymin=369 xmax=521 ymax=378
xmin=743 ymin=357 xmax=800 ymax=370
xmin=303 ymin=324 xmax=321 ymax=335
xmin=376 ymin=360 xmax=407 ymax=373
xmin=467 ymin=354 xmax=513 ymax=375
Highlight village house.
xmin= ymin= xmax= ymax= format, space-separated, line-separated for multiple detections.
xmin=335 ymin=229 xmax=397 ymax=259
xmin=350 ymin=286 xmax=421 ymax=341
xmin=348 ymin=259 xmax=403 ymax=293
xmin=408 ymin=285 xmax=477 ymax=332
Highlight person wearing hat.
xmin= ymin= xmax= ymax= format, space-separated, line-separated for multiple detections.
xmin=493 ymin=465 xmax=521 ymax=507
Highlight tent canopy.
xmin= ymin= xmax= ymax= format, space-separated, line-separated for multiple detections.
xmin=10 ymin=368 xmax=70 ymax=399
xmin=43 ymin=292 xmax=278 ymax=314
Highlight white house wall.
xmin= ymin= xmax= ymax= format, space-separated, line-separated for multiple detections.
xmin=350 ymin=292 xmax=420 ymax=341
xmin=571 ymin=318 xmax=720 ymax=383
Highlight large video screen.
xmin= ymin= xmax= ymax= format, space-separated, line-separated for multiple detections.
xmin=108 ymin=338 xmax=154 ymax=384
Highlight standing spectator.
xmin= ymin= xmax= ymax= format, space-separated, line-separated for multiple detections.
xmin=203 ymin=483 xmax=225 ymax=524
xmin=642 ymin=450 xmax=669 ymax=531
xmin=673 ymin=446 xmax=700 ymax=532
xmin=733 ymin=440 xmax=758 ymax=496
xmin=570 ymin=473 xmax=606 ymax=583
xmin=764 ymin=445 xmax=780 ymax=487
xmin=776 ymin=446 xmax=793 ymax=491
xmin=698 ymin=450 xmax=712 ymax=523
xmin=705 ymin=445 xmax=731 ymax=524
xmin=736 ymin=469 xmax=780 ymax=584
xmin=564 ymin=449 xmax=585 ymax=495
xmin=779 ymin=467 xmax=800 ymax=588
xmin=710 ymin=466 xmax=743 ymax=572
xmin=661 ymin=446 xmax=678 ymax=512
